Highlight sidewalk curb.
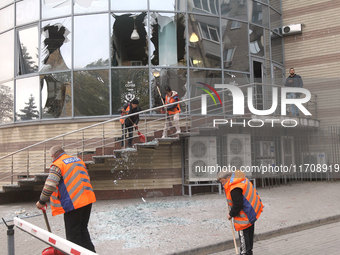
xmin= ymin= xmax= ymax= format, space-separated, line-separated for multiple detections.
xmin=171 ymin=214 xmax=340 ymax=255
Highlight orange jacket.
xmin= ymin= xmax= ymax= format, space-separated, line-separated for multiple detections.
xmin=50 ymin=154 xmax=96 ymax=216
xmin=223 ymin=171 xmax=263 ymax=231
xmin=165 ymin=91 xmax=181 ymax=115
xmin=119 ymin=104 xmax=130 ymax=124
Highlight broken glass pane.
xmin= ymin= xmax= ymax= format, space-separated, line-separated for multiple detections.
xmin=41 ymin=72 xmax=72 ymax=119
xmin=150 ymin=12 xmax=186 ymax=67
xmin=42 ymin=0 xmax=71 ymax=20
xmin=110 ymin=0 xmax=147 ymax=11
xmin=111 ymin=13 xmax=148 ymax=67
xmin=40 ymin=17 xmax=72 ymax=72
xmin=74 ymin=0 xmax=108 ymax=14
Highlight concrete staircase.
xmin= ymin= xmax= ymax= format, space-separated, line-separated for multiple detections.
xmin=0 ymin=127 xmax=188 ymax=199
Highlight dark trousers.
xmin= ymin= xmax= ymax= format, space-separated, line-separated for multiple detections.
xmin=238 ymin=223 xmax=255 ymax=255
xmin=121 ymin=124 xmax=133 ymax=147
xmin=63 ymin=203 xmax=96 ymax=252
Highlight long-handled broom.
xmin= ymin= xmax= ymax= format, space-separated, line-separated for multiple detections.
xmin=227 ymin=204 xmax=239 ymax=255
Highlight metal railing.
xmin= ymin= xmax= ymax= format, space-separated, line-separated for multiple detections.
xmin=0 ymin=83 xmax=319 ymax=189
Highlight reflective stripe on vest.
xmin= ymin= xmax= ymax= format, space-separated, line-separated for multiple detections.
xmin=225 ymin=178 xmax=263 ymax=231
xmin=165 ymin=95 xmax=181 ymax=115
xmin=119 ymin=104 xmax=130 ymax=124
xmin=50 ymin=154 xmax=96 ymax=216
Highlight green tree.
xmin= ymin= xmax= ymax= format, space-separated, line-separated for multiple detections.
xmin=19 ymin=44 xmax=38 ymax=74
xmin=17 ymin=94 xmax=39 ymax=120
xmin=0 ymin=84 xmax=14 ymax=123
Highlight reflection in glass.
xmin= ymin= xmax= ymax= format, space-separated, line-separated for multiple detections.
xmin=74 ymin=14 xmax=109 ymax=69
xmin=0 ymin=0 xmax=13 ymax=9
xmin=111 ymin=13 xmax=148 ymax=67
xmin=189 ymin=0 xmax=219 ymax=15
xmin=74 ymin=0 xmax=108 ymax=14
xmin=41 ymin=72 xmax=72 ymax=119
xmin=74 ymin=70 xmax=109 ymax=116
xmin=0 ymin=81 xmax=14 ymax=124
xmin=264 ymin=28 xmax=270 ymax=58
xmin=42 ymin=0 xmax=71 ymax=20
xmin=250 ymin=1 xmax=269 ymax=27
xmin=189 ymin=69 xmax=222 ymax=115
xmin=16 ymin=76 xmax=40 ymax=121
xmin=270 ymin=8 xmax=281 ymax=30
xmin=111 ymin=69 xmax=149 ymax=114
xmin=221 ymin=0 xmax=247 ymax=21
xmin=270 ymin=0 xmax=281 ymax=12
xmin=0 ymin=30 xmax=14 ymax=82
xmin=151 ymin=68 xmax=187 ymax=110
xmin=0 ymin=4 xmax=14 ymax=33
xmin=110 ymin=0 xmax=147 ymax=11
xmin=222 ymin=19 xmax=249 ymax=72
xmin=16 ymin=0 xmax=39 ymax=26
xmin=150 ymin=12 xmax=186 ymax=66
xmin=273 ymin=65 xmax=284 ymax=86
xmin=271 ymin=35 xmax=283 ymax=64
xmin=150 ymin=0 xmax=185 ymax=12
xmin=224 ymin=71 xmax=250 ymax=115
xmin=17 ymin=26 xmax=39 ymax=75
xmin=249 ymin=24 xmax=264 ymax=57
xmin=40 ymin=18 xmax=72 ymax=72
xmin=188 ymin=14 xmax=221 ymax=69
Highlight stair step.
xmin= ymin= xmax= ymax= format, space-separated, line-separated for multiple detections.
xmin=2 ymin=184 xmax=33 ymax=192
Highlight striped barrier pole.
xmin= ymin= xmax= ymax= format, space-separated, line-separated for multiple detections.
xmin=13 ymin=217 xmax=97 ymax=255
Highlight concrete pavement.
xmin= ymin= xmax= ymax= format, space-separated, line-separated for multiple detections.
xmin=210 ymin=221 xmax=340 ymax=255
xmin=1 ymin=181 xmax=340 ymax=254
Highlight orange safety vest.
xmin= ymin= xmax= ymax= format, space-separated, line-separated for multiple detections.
xmin=223 ymin=172 xmax=263 ymax=231
xmin=50 ymin=154 xmax=96 ymax=216
xmin=165 ymin=94 xmax=181 ymax=115
xmin=119 ymin=104 xmax=130 ymax=124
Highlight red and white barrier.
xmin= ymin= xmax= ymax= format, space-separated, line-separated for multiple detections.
xmin=13 ymin=217 xmax=97 ymax=255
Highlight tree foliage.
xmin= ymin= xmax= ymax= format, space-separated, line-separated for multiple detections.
xmin=17 ymin=94 xmax=39 ymax=120
xmin=0 ymin=85 xmax=14 ymax=123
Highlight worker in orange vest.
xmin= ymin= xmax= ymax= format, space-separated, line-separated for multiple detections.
xmin=36 ymin=146 xmax=96 ymax=252
xmin=218 ymin=170 xmax=264 ymax=255
xmin=162 ymin=86 xmax=181 ymax=138
xmin=119 ymin=98 xmax=141 ymax=148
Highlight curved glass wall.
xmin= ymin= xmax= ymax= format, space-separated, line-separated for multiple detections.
xmin=0 ymin=0 xmax=283 ymax=125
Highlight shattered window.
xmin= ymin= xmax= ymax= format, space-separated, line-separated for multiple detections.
xmin=41 ymin=72 xmax=72 ymax=119
xmin=111 ymin=12 xmax=148 ymax=67
xmin=17 ymin=26 xmax=39 ymax=75
xmin=110 ymin=0 xmax=147 ymax=11
xmin=150 ymin=12 xmax=186 ymax=66
xmin=40 ymin=18 xmax=72 ymax=72
xmin=74 ymin=0 xmax=108 ymax=14
xmin=42 ymin=0 xmax=71 ymax=20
